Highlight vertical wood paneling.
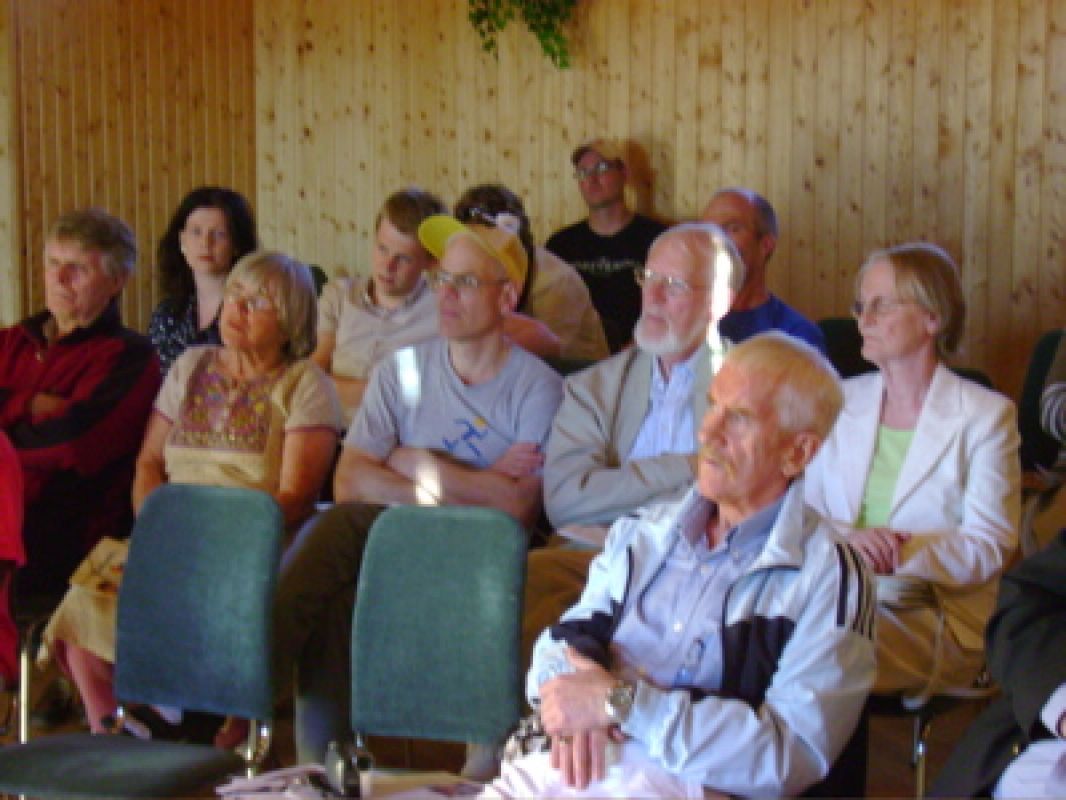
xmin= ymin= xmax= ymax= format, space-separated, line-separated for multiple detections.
xmin=720 ymin=0 xmax=745 ymax=190
xmin=2 ymin=0 xmax=1064 ymax=397
xmin=0 ymin=0 xmax=18 ymax=326
xmin=1012 ymin=0 xmax=1048 ymax=391
xmin=962 ymin=0 xmax=994 ymax=366
xmin=837 ymin=0 xmax=865 ymax=309
xmin=813 ymin=0 xmax=841 ymax=319
xmin=988 ymin=0 xmax=1020 ymax=386
xmin=743 ymin=0 xmax=769 ymax=197
xmin=913 ymin=1 xmax=942 ymax=240
xmin=673 ymin=2 xmax=699 ymax=216
xmin=788 ymin=0 xmax=816 ymax=314
xmin=697 ymin=2 xmax=723 ymax=206
xmin=1044 ymin=0 xmax=1066 ymax=336
xmin=10 ymin=0 xmax=255 ymax=330
xmin=887 ymin=0 xmax=917 ymax=243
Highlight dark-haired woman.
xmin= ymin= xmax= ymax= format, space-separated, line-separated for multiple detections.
xmin=148 ymin=186 xmax=258 ymax=373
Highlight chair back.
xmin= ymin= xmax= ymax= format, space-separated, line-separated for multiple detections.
xmin=817 ymin=317 xmax=876 ymax=378
xmin=1019 ymin=329 xmax=1063 ymax=471
xmin=114 ymin=484 xmax=284 ymax=722
xmin=350 ymin=505 xmax=526 ymax=745
xmin=545 ymin=355 xmax=595 ymax=377
xmin=950 ymin=366 xmax=993 ymax=390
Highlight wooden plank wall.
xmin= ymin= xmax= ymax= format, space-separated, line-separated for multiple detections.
xmin=7 ymin=0 xmax=255 ymax=330
xmin=0 ymin=0 xmax=18 ymax=325
xmin=252 ymin=0 xmax=1066 ymax=397
xmin=3 ymin=0 xmax=1063 ymax=396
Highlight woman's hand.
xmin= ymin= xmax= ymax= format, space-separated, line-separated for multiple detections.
xmin=849 ymin=527 xmax=911 ymax=574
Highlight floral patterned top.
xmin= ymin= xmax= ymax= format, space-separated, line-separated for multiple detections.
xmin=156 ymin=346 xmax=342 ymax=492
xmin=147 ymin=296 xmax=222 ymax=375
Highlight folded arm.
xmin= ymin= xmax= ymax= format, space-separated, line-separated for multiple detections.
xmin=545 ymin=375 xmax=693 ymax=528
xmin=387 ymin=444 xmax=543 ymax=528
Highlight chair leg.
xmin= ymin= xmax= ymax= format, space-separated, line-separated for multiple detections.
xmin=912 ymin=712 xmax=934 ymax=799
xmin=17 ymin=621 xmax=35 ymax=743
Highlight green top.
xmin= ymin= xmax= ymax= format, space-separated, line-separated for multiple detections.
xmin=857 ymin=425 xmax=916 ymax=528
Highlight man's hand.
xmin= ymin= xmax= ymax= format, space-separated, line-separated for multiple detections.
xmin=489 ymin=442 xmax=544 ymax=479
xmin=849 ymin=527 xmax=910 ymax=575
xmin=539 ymin=648 xmax=615 ymax=735
xmin=30 ymin=392 xmax=69 ymax=420
xmin=549 ymin=726 xmax=624 ymax=789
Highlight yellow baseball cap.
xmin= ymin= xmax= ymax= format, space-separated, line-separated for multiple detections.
xmin=417 ymin=214 xmax=528 ymax=287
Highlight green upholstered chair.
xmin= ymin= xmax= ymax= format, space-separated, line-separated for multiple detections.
xmin=0 ymin=483 xmax=283 ymax=799
xmin=349 ymin=505 xmax=527 ymax=754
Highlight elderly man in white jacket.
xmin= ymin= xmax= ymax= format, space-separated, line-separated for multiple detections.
xmin=484 ymin=333 xmax=877 ymax=799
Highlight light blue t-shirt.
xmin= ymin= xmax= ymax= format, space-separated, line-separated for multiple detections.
xmin=347 ymin=337 xmax=563 ymax=469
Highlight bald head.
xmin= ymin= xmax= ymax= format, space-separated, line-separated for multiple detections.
xmin=701 ymin=189 xmax=778 ymax=306
xmin=724 ymin=331 xmax=842 ymax=439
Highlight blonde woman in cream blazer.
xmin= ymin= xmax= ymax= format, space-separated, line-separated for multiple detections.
xmin=805 ymin=243 xmax=1020 ymax=692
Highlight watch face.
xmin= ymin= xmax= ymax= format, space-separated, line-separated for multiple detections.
xmin=606 ymin=682 xmax=635 ymax=722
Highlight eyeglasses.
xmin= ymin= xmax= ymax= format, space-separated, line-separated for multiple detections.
xmin=634 ymin=267 xmax=707 ymax=297
xmin=223 ymin=288 xmax=276 ymax=314
xmin=427 ymin=270 xmax=509 ymax=293
xmin=850 ymin=297 xmax=915 ymax=320
xmin=574 ymin=161 xmax=620 ymax=181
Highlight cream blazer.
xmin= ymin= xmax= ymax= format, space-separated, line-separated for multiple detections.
xmin=804 ymin=364 xmax=1021 ymax=652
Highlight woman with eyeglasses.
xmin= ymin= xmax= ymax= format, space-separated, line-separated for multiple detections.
xmin=148 ymin=187 xmax=259 ymax=374
xmin=42 ymin=251 xmax=342 ymax=743
xmin=805 ymin=242 xmax=1020 ymax=692
xmin=455 ymin=184 xmax=609 ymax=364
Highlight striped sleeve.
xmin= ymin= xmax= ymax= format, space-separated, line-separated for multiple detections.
xmin=834 ymin=541 xmax=876 ymax=639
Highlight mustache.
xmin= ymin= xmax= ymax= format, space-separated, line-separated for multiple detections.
xmin=699 ymin=445 xmax=731 ymax=472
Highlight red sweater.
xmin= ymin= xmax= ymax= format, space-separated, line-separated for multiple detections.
xmin=0 ymin=303 xmax=160 ymax=591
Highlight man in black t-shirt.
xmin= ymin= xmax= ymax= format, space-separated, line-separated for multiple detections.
xmin=546 ymin=139 xmax=667 ymax=353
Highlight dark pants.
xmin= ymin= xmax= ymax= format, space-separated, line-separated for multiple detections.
xmin=273 ymin=502 xmax=384 ymax=763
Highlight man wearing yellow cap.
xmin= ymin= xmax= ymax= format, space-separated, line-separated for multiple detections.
xmin=547 ymin=139 xmax=667 ymax=353
xmin=273 ymin=214 xmax=563 ymax=763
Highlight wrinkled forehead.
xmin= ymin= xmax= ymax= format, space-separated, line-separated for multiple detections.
xmin=227 ymin=261 xmax=280 ymax=297
xmin=648 ymin=232 xmax=707 ymax=280
xmin=44 ymin=236 xmax=105 ymax=267
xmin=712 ymin=358 xmax=777 ymax=407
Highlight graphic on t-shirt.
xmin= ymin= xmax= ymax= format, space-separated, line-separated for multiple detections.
xmin=571 ymin=257 xmax=644 ymax=276
xmin=443 ymin=416 xmax=490 ymax=463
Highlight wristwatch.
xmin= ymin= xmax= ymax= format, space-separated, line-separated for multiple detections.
xmin=604 ymin=680 xmax=635 ymax=724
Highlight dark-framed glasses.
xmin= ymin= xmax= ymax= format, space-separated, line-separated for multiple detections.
xmin=427 ymin=270 xmax=508 ymax=292
xmin=574 ymin=161 xmax=619 ymax=181
xmin=223 ymin=288 xmax=276 ymax=314
xmin=850 ymin=297 xmax=915 ymax=320
xmin=634 ymin=267 xmax=707 ymax=297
